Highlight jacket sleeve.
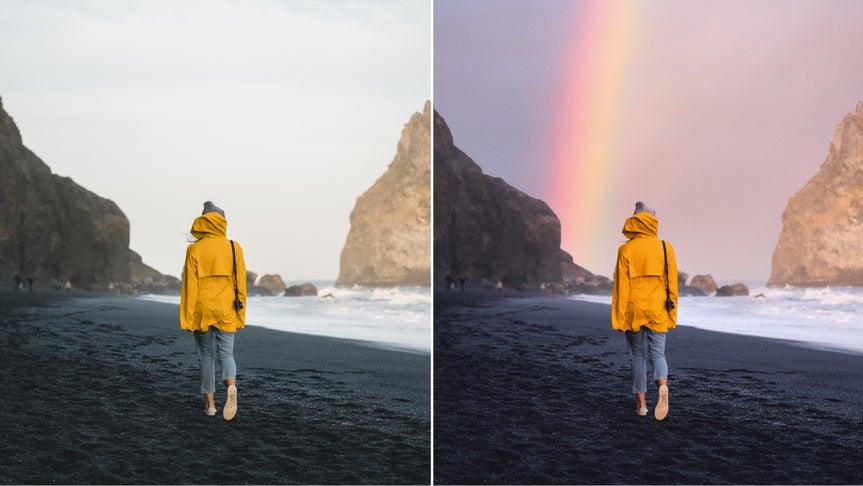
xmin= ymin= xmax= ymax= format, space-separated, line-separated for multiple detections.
xmin=179 ymin=246 xmax=198 ymax=330
xmin=667 ymin=242 xmax=679 ymax=326
xmin=611 ymin=247 xmax=630 ymax=331
xmin=235 ymin=241 xmax=247 ymax=325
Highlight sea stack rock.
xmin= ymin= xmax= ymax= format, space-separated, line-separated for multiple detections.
xmin=434 ymin=109 xmax=608 ymax=291
xmin=284 ymin=282 xmax=318 ymax=297
xmin=0 ymin=96 xmax=133 ymax=287
xmin=258 ymin=274 xmax=287 ymax=295
xmin=689 ymin=274 xmax=718 ymax=294
xmin=716 ymin=283 xmax=750 ymax=297
xmin=245 ymin=271 xmax=258 ymax=290
xmin=677 ymin=271 xmax=689 ymax=289
xmin=336 ymin=102 xmax=431 ymax=287
xmin=769 ymin=102 xmax=863 ymax=287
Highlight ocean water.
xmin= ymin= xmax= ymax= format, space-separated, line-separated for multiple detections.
xmin=138 ymin=282 xmax=431 ymax=354
xmin=569 ymin=283 xmax=863 ymax=355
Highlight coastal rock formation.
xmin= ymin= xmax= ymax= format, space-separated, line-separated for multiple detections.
xmin=284 ymin=282 xmax=318 ymax=297
xmin=716 ymin=283 xmax=750 ymax=297
xmin=559 ymin=251 xmax=612 ymax=294
xmin=336 ymin=102 xmax=431 ymax=287
xmin=245 ymin=270 xmax=275 ymax=296
xmin=678 ymin=271 xmax=689 ymax=289
xmin=434 ymin=108 xmax=610 ymax=291
xmin=690 ymin=274 xmax=718 ymax=294
xmin=677 ymin=271 xmax=707 ymax=296
xmin=128 ymin=250 xmax=180 ymax=294
xmin=769 ymin=102 xmax=863 ymax=287
xmin=258 ymin=274 xmax=286 ymax=295
xmin=246 ymin=271 xmax=258 ymax=290
xmin=0 ymin=96 xmax=137 ymax=287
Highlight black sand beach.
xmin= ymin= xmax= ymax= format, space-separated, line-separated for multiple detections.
xmin=0 ymin=287 xmax=430 ymax=485
xmin=434 ymin=288 xmax=863 ymax=484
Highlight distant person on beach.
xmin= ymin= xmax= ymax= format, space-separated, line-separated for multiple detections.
xmin=611 ymin=201 xmax=678 ymax=420
xmin=64 ymin=280 xmax=71 ymax=292
xmin=180 ymin=201 xmax=247 ymax=421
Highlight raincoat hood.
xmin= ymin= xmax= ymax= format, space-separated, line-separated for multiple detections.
xmin=190 ymin=212 xmax=227 ymax=240
xmin=622 ymin=212 xmax=658 ymax=240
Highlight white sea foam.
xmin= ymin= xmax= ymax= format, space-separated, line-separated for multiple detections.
xmin=568 ymin=284 xmax=863 ymax=354
xmin=137 ymin=283 xmax=431 ymax=353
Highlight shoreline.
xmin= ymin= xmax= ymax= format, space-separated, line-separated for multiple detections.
xmin=434 ymin=287 xmax=863 ymax=484
xmin=136 ymin=289 xmax=432 ymax=355
xmin=446 ymin=283 xmax=863 ymax=356
xmin=1 ymin=287 xmax=430 ymax=484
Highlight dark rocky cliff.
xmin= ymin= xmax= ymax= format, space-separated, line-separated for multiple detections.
xmin=0 ymin=96 xmax=169 ymax=289
xmin=336 ymin=102 xmax=431 ymax=287
xmin=769 ymin=101 xmax=863 ymax=287
xmin=434 ymin=109 xmax=609 ymax=292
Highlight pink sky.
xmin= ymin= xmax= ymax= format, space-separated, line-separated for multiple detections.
xmin=435 ymin=0 xmax=863 ymax=283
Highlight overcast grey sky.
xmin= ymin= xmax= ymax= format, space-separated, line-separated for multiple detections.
xmin=435 ymin=0 xmax=863 ymax=284
xmin=1 ymin=0 xmax=430 ymax=280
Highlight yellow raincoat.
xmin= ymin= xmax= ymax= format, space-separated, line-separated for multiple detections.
xmin=180 ymin=212 xmax=247 ymax=333
xmin=611 ymin=212 xmax=678 ymax=333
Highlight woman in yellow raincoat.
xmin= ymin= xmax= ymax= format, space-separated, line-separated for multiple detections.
xmin=612 ymin=201 xmax=678 ymax=421
xmin=180 ymin=201 xmax=246 ymax=420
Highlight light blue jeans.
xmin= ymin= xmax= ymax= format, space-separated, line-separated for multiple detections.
xmin=625 ymin=327 xmax=668 ymax=394
xmin=193 ymin=327 xmax=237 ymax=394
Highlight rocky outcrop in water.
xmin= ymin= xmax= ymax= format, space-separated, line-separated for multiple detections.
xmin=690 ymin=274 xmax=718 ymax=294
xmin=0 ymin=96 xmax=140 ymax=287
xmin=284 ymin=282 xmax=318 ymax=297
xmin=246 ymin=270 xmax=258 ymax=289
xmin=336 ymin=102 xmax=431 ymax=287
xmin=769 ymin=102 xmax=863 ymax=287
xmin=434 ymin=108 xmax=610 ymax=292
xmin=258 ymin=274 xmax=287 ymax=295
xmin=676 ymin=271 xmax=705 ymax=296
xmin=678 ymin=271 xmax=689 ymax=289
xmin=716 ymin=283 xmax=750 ymax=297
xmin=246 ymin=270 xmax=275 ymax=296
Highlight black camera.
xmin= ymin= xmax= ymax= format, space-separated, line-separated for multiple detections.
xmin=665 ymin=298 xmax=675 ymax=311
xmin=234 ymin=299 xmax=244 ymax=311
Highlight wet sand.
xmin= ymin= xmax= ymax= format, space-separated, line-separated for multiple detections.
xmin=434 ymin=287 xmax=863 ymax=484
xmin=0 ymin=287 xmax=430 ymax=484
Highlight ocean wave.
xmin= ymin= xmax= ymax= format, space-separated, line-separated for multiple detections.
xmin=569 ymin=285 xmax=863 ymax=354
xmin=369 ymin=286 xmax=432 ymax=306
xmin=136 ymin=286 xmax=431 ymax=353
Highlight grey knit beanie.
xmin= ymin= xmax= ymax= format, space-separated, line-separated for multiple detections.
xmin=202 ymin=201 xmax=225 ymax=218
xmin=633 ymin=201 xmax=656 ymax=216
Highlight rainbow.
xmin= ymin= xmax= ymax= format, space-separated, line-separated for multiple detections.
xmin=547 ymin=0 xmax=642 ymax=272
